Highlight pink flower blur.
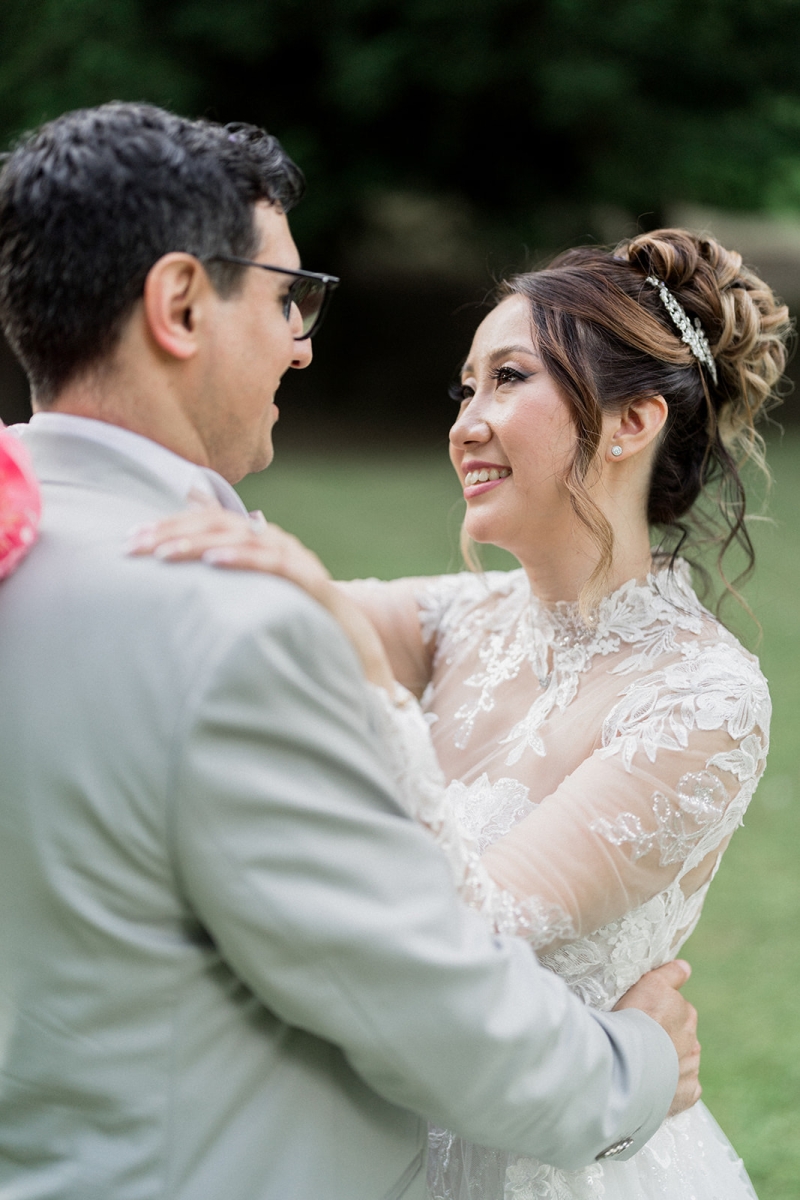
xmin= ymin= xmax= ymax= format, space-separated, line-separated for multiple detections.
xmin=0 ymin=423 xmax=41 ymax=581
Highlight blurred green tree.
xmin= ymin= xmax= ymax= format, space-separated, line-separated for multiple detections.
xmin=3 ymin=0 xmax=800 ymax=260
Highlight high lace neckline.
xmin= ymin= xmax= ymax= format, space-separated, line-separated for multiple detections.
xmin=420 ymin=559 xmax=711 ymax=759
xmin=527 ymin=557 xmax=700 ymax=637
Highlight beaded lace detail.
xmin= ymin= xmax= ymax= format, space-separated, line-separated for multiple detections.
xmin=413 ymin=561 xmax=769 ymax=986
xmin=377 ymin=562 xmax=765 ymax=1199
xmin=444 ymin=774 xmax=536 ymax=854
xmin=420 ymin=562 xmax=714 ymax=763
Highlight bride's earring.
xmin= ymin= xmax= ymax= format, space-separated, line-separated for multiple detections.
xmin=610 ymin=444 xmax=623 ymax=458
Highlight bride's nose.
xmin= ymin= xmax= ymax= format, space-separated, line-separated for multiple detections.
xmin=449 ymin=402 xmax=491 ymax=449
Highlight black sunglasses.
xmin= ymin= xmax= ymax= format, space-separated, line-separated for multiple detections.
xmin=206 ymin=255 xmax=340 ymax=340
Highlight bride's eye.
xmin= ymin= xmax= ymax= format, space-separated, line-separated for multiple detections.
xmin=490 ymin=366 xmax=529 ymax=387
xmin=449 ymin=381 xmax=474 ymax=403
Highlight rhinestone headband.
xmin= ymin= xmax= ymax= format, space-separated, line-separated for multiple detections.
xmin=645 ymin=275 xmax=718 ymax=385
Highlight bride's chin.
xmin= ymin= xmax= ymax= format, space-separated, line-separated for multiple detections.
xmin=463 ymin=520 xmax=493 ymax=545
xmin=464 ymin=508 xmax=508 ymax=540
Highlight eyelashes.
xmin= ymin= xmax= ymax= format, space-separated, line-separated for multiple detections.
xmin=449 ymin=381 xmax=473 ymax=403
xmin=449 ymin=365 xmax=530 ymax=403
xmin=489 ymin=366 xmax=529 ymax=385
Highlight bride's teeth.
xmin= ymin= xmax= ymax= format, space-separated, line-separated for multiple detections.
xmin=464 ymin=467 xmax=510 ymax=486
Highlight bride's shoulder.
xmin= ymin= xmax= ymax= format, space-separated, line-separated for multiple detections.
xmin=655 ymin=559 xmax=761 ymax=656
xmin=611 ymin=557 xmax=770 ymax=718
xmin=603 ymin=557 xmax=768 ymax=692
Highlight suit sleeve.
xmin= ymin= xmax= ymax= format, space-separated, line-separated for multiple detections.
xmin=169 ymin=578 xmax=677 ymax=1169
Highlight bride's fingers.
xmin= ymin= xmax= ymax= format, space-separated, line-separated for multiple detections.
xmin=124 ymin=505 xmax=332 ymax=595
xmin=127 ymin=528 xmax=259 ymax=559
xmin=153 ymin=530 xmax=265 ymax=560
xmin=147 ymin=525 xmax=308 ymax=565
xmin=126 ymin=508 xmax=264 ymax=554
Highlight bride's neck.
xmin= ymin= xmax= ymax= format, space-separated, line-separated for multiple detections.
xmin=516 ymin=521 xmax=655 ymax=606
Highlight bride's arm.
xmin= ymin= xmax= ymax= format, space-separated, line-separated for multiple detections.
xmin=471 ymin=646 xmax=770 ymax=959
xmin=126 ymin=505 xmax=705 ymax=1120
xmin=128 ymin=508 xmax=767 ymax=968
xmin=336 ymin=577 xmax=434 ymax=696
xmin=363 ymin=625 xmax=768 ymax=967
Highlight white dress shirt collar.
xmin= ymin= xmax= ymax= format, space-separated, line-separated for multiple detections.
xmin=26 ymin=413 xmax=248 ymax=514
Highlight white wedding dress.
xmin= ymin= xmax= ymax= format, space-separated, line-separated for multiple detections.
xmin=350 ymin=560 xmax=765 ymax=1200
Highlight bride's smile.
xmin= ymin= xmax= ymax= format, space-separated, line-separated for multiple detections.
xmin=449 ymin=292 xmax=666 ymax=603
xmin=461 ymin=463 xmax=512 ymax=493
xmin=449 ymin=295 xmax=577 ymax=568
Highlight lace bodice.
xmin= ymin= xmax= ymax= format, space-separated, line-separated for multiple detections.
xmin=354 ymin=561 xmax=765 ymax=1200
xmin=361 ymin=561 xmax=769 ymax=1011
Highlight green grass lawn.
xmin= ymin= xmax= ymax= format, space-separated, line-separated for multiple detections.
xmin=238 ymin=432 xmax=800 ymax=1199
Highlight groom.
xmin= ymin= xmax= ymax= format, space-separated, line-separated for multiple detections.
xmin=0 ymin=103 xmax=698 ymax=1200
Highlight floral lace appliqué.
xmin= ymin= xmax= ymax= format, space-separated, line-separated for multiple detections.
xmin=600 ymin=640 xmax=771 ymax=769
xmin=591 ymin=770 xmax=733 ymax=868
xmin=444 ymin=774 xmax=536 ymax=853
xmin=417 ymin=562 xmax=710 ymax=764
xmin=407 ymin=563 xmax=766 ymax=1199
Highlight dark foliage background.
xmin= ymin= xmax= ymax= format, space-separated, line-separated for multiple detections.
xmin=3 ymin=0 xmax=800 ymax=435
xmin=1 ymin=9 xmax=799 ymax=1193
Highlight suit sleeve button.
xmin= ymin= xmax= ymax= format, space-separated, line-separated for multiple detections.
xmin=596 ymin=1136 xmax=634 ymax=1160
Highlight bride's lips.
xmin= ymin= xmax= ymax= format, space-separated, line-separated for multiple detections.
xmin=462 ymin=462 xmax=512 ymax=499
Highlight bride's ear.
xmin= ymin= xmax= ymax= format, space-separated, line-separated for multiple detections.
xmin=604 ymin=396 xmax=668 ymax=464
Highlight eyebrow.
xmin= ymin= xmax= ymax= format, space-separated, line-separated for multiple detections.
xmin=461 ymin=344 xmax=539 ymax=377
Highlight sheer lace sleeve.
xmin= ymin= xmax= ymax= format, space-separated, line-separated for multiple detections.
xmin=368 ymin=626 xmax=769 ymax=963
xmin=480 ymin=638 xmax=769 ymax=952
xmin=366 ymin=681 xmax=483 ymax=889
xmin=337 ymin=571 xmax=500 ymax=697
xmin=337 ymin=576 xmax=441 ymax=697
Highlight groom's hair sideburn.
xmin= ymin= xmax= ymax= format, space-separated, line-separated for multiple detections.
xmin=0 ymin=102 xmax=305 ymax=404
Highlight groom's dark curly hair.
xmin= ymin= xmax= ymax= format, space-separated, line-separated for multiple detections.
xmin=0 ymin=102 xmax=305 ymax=403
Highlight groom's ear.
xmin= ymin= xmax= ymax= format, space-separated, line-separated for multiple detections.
xmin=142 ymin=253 xmax=212 ymax=361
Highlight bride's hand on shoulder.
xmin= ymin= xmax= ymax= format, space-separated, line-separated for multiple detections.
xmin=126 ymin=500 xmax=332 ymax=599
xmin=125 ymin=501 xmax=395 ymax=691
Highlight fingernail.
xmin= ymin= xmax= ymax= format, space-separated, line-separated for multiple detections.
xmin=203 ymin=548 xmax=238 ymax=564
xmin=248 ymin=510 xmax=268 ymax=531
xmin=124 ymin=527 xmax=158 ymax=553
xmin=187 ymin=487 xmax=216 ymax=508
xmin=154 ymin=539 xmax=192 ymax=560
xmin=124 ymin=534 xmax=156 ymax=554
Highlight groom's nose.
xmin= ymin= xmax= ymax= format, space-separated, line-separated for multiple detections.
xmin=290 ymin=337 xmax=313 ymax=370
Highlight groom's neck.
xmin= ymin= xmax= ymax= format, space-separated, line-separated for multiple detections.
xmin=36 ymin=318 xmax=217 ymax=473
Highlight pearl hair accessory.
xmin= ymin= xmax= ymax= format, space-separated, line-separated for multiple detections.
xmin=610 ymin=444 xmax=623 ymax=457
xmin=645 ymin=275 xmax=718 ymax=385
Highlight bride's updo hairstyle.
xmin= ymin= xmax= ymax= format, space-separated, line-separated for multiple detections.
xmin=496 ymin=228 xmax=792 ymax=613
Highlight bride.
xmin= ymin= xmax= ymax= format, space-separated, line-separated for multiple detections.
xmin=134 ymin=228 xmax=790 ymax=1199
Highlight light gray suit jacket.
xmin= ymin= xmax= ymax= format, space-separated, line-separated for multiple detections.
xmin=0 ymin=428 xmax=677 ymax=1200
